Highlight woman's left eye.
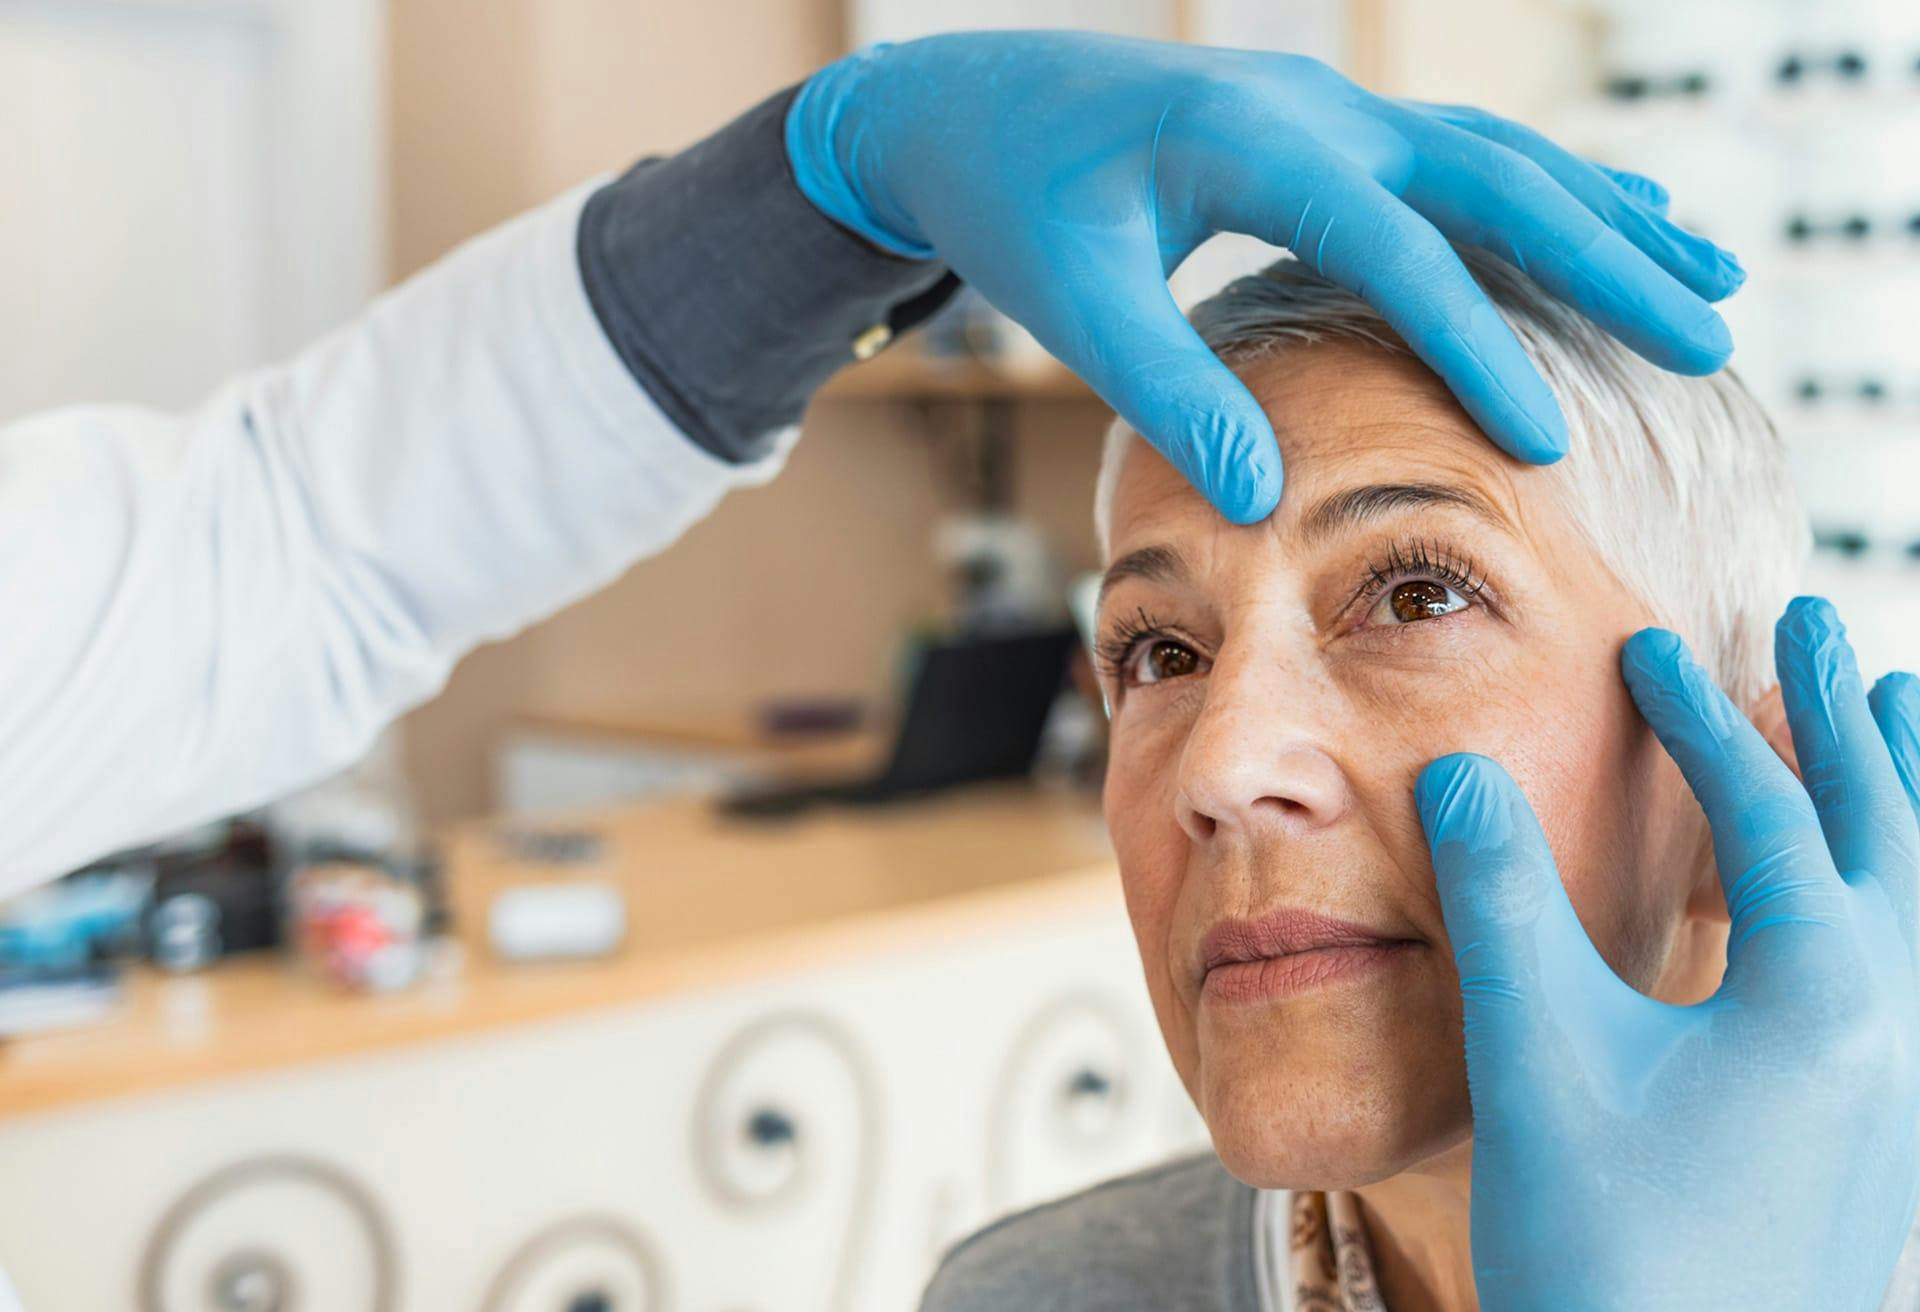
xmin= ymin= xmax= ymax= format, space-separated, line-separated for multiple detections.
xmin=1368 ymin=578 xmax=1471 ymax=627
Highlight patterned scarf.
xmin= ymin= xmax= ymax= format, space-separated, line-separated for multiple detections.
xmin=1287 ymin=1191 xmax=1386 ymax=1310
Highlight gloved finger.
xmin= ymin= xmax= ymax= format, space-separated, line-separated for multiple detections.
xmin=1417 ymin=753 xmax=1640 ymax=1101
xmin=1621 ymin=628 xmax=1849 ymax=984
xmin=1030 ymin=233 xmax=1284 ymax=523
xmin=1594 ymin=164 xmax=1671 ymax=216
xmin=1206 ymin=160 xmax=1567 ymax=464
xmin=1401 ymin=101 xmax=1739 ymax=300
xmin=1869 ymin=671 xmax=1920 ymax=818
xmin=1396 ymin=121 xmax=1734 ymax=376
xmin=1775 ymin=598 xmax=1918 ymax=895
xmin=1397 ymin=101 xmax=1674 ymax=217
xmin=1866 ymin=670 xmax=1920 ymax=959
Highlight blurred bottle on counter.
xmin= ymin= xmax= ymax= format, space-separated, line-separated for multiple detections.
xmin=267 ymin=731 xmax=442 ymax=991
xmin=285 ymin=860 xmax=428 ymax=991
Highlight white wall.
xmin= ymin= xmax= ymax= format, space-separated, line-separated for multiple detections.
xmin=0 ymin=0 xmax=385 ymax=420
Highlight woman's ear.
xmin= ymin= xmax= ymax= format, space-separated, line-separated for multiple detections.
xmin=1747 ymin=684 xmax=1801 ymax=779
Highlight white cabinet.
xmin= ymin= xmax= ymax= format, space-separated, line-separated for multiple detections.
xmin=0 ymin=890 xmax=1205 ymax=1310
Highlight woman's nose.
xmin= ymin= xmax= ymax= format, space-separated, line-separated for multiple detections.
xmin=1173 ymin=662 xmax=1352 ymax=844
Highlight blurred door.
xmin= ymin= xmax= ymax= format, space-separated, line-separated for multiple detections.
xmin=0 ymin=0 xmax=385 ymax=422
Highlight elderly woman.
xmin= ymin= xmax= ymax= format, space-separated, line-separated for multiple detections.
xmin=920 ymin=250 xmax=1920 ymax=1310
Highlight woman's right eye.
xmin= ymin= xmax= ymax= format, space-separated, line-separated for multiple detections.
xmin=1127 ymin=638 xmax=1206 ymax=686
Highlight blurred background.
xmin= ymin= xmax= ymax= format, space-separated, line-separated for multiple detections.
xmin=0 ymin=0 xmax=1915 ymax=1308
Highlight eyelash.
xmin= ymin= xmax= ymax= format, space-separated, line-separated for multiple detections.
xmin=1096 ymin=539 xmax=1489 ymax=689
xmin=1346 ymin=538 xmax=1487 ymax=619
xmin=1093 ymin=606 xmax=1185 ymax=684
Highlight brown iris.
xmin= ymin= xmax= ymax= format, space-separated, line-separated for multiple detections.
xmin=1145 ymin=640 xmax=1199 ymax=680
xmin=1388 ymin=580 xmax=1458 ymax=623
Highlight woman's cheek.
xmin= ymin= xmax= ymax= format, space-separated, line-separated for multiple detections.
xmin=1103 ymin=687 xmax=1201 ymax=807
xmin=1450 ymin=659 xmax=1668 ymax=979
xmin=1330 ymin=621 xmax=1516 ymax=710
xmin=1103 ymin=699 xmax=1197 ymax=930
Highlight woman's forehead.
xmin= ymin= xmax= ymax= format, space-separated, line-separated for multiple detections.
xmin=1107 ymin=344 xmax=1531 ymax=557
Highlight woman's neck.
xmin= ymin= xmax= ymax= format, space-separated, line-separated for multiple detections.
xmin=1350 ymin=1139 xmax=1478 ymax=1312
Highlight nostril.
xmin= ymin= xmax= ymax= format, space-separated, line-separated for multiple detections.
xmin=1176 ymin=793 xmax=1220 ymax=841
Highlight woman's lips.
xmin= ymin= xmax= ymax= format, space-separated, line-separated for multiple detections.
xmin=1201 ymin=942 xmax=1415 ymax=1003
xmin=1199 ymin=909 xmax=1417 ymax=1004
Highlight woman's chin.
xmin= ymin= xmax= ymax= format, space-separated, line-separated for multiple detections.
xmin=1210 ymin=1125 xmax=1410 ymax=1192
xmin=1198 ymin=1062 xmax=1470 ymax=1192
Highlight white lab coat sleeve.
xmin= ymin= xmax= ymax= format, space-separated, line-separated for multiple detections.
xmin=0 ymin=180 xmax=795 ymax=897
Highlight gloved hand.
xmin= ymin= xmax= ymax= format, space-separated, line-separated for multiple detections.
xmin=786 ymin=32 xmax=1744 ymax=523
xmin=1416 ymin=595 xmax=1920 ymax=1311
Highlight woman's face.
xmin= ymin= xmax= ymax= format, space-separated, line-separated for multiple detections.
xmin=1097 ymin=341 xmax=1725 ymax=1190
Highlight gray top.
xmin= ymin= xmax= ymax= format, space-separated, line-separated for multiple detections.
xmin=578 ymin=86 xmax=958 ymax=466
xmin=919 ymin=1153 xmax=1920 ymax=1311
xmin=920 ymin=1156 xmax=1262 ymax=1311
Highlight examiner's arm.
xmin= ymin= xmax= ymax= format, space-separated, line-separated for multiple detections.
xmin=0 ymin=89 xmax=948 ymax=895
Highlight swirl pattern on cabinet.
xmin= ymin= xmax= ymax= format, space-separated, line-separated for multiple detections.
xmin=985 ymin=991 xmax=1144 ymax=1210
xmin=692 ymin=1010 xmax=881 ymax=1311
xmin=479 ymin=1214 xmax=669 ymax=1312
xmin=136 ymin=1154 xmax=397 ymax=1311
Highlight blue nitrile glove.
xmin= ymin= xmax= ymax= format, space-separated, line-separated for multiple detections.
xmin=786 ymin=33 xmax=1744 ymax=523
xmin=1416 ymin=595 xmax=1920 ymax=1312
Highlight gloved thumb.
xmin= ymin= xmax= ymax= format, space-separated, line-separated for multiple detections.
xmin=1416 ymin=753 xmax=1633 ymax=1104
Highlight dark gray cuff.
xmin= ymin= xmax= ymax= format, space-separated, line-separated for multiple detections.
xmin=578 ymin=85 xmax=961 ymax=465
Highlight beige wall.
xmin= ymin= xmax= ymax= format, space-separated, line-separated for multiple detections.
xmin=387 ymin=1 xmax=1108 ymax=821
xmin=390 ymin=0 xmax=843 ymax=280
xmin=1352 ymin=0 xmax=1591 ymax=124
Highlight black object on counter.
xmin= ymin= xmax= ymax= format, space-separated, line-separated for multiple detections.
xmin=144 ymin=824 xmax=280 ymax=971
xmin=720 ymin=626 xmax=1079 ymax=818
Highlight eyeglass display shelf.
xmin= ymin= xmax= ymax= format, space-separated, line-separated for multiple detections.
xmin=1560 ymin=85 xmax=1920 ymax=135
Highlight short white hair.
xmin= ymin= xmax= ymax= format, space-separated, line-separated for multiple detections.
xmin=1092 ymin=249 xmax=1808 ymax=702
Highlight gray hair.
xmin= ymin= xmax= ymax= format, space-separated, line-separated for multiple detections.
xmin=1092 ymin=250 xmax=1808 ymax=703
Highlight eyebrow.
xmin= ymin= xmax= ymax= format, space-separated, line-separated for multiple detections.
xmin=1098 ymin=543 xmax=1189 ymax=607
xmin=1099 ymin=481 xmax=1510 ymax=606
xmin=1298 ymin=481 xmax=1508 ymax=544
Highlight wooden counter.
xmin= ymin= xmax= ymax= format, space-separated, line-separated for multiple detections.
xmin=0 ymin=783 xmax=1116 ymax=1118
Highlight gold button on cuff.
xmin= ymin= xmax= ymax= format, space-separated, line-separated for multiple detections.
xmin=851 ymin=323 xmax=893 ymax=361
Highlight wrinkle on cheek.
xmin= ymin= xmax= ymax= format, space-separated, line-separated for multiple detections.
xmin=1376 ymin=775 xmax=1451 ymax=939
xmin=1345 ymin=639 xmax=1561 ymax=947
xmin=1468 ymin=658 xmax=1682 ymax=992
xmin=1104 ymin=696 xmax=1204 ymax=1062
xmin=1335 ymin=620 xmax=1511 ymax=698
